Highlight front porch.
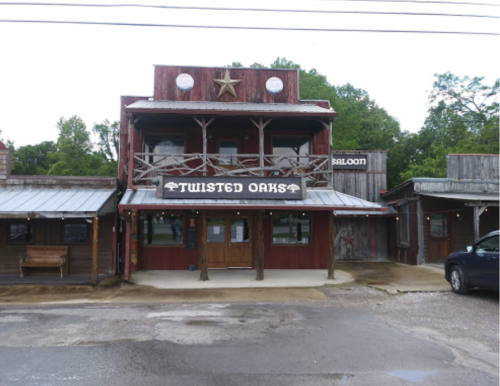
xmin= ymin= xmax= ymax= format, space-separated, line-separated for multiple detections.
xmin=130 ymin=269 xmax=353 ymax=289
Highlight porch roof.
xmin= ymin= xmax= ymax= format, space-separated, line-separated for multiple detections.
xmin=419 ymin=192 xmax=499 ymax=203
xmin=125 ymin=100 xmax=336 ymax=119
xmin=0 ymin=188 xmax=116 ymax=218
xmin=119 ymin=188 xmax=385 ymax=212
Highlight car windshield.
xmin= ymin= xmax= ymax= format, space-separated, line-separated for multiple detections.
xmin=476 ymin=235 xmax=499 ymax=253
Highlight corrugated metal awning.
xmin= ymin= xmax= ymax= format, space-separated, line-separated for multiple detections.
xmin=0 ymin=189 xmax=116 ymax=218
xmin=419 ymin=192 xmax=499 ymax=202
xmin=125 ymin=100 xmax=336 ymax=118
xmin=334 ymin=207 xmax=397 ymax=217
xmin=119 ymin=188 xmax=385 ymax=211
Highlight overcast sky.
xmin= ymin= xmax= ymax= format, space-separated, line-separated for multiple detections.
xmin=0 ymin=0 xmax=498 ymax=147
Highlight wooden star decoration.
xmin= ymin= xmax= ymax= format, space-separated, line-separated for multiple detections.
xmin=341 ymin=233 xmax=356 ymax=248
xmin=213 ymin=70 xmax=242 ymax=98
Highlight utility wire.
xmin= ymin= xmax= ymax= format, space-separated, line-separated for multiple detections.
xmin=0 ymin=2 xmax=497 ymax=18
xmin=0 ymin=19 xmax=497 ymax=35
xmin=320 ymin=0 xmax=498 ymax=6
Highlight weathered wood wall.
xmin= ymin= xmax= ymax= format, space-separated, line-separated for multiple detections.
xmin=0 ymin=217 xmax=115 ymax=275
xmin=447 ymin=154 xmax=499 ymax=180
xmin=153 ymin=66 xmax=300 ymax=104
xmin=332 ymin=151 xmax=387 ymax=202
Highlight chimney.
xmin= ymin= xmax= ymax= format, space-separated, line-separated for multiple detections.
xmin=0 ymin=141 xmax=11 ymax=180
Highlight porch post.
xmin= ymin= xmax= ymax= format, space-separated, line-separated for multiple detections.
xmin=473 ymin=205 xmax=487 ymax=241
xmin=199 ymin=210 xmax=209 ymax=281
xmin=328 ymin=121 xmax=333 ymax=188
xmin=254 ymin=211 xmax=265 ymax=280
xmin=124 ymin=218 xmax=131 ymax=281
xmin=130 ymin=210 xmax=138 ymax=272
xmin=327 ymin=210 xmax=335 ymax=279
xmin=193 ymin=117 xmax=215 ymax=176
xmin=250 ymin=118 xmax=271 ymax=177
xmin=127 ymin=117 xmax=137 ymax=190
xmin=92 ymin=217 xmax=99 ymax=285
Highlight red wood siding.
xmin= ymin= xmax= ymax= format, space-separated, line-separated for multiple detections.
xmin=154 ymin=66 xmax=299 ymax=104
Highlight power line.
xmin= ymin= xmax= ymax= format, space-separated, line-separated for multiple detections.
xmin=0 ymin=19 xmax=497 ymax=35
xmin=0 ymin=2 xmax=497 ymax=18
xmin=320 ymin=0 xmax=498 ymax=6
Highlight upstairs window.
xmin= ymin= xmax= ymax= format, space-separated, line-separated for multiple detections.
xmin=144 ymin=136 xmax=185 ymax=165
xmin=219 ymin=141 xmax=238 ymax=166
xmin=272 ymin=137 xmax=310 ymax=168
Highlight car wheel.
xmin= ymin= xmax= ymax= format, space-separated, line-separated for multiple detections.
xmin=450 ymin=266 xmax=469 ymax=294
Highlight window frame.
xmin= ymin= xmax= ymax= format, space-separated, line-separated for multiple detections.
xmin=8 ymin=222 xmax=34 ymax=244
xmin=429 ymin=213 xmax=448 ymax=240
xmin=271 ymin=135 xmax=312 ymax=169
xmin=63 ymin=223 xmax=89 ymax=244
xmin=271 ymin=212 xmax=312 ymax=246
xmin=397 ymin=203 xmax=410 ymax=247
xmin=143 ymin=135 xmax=186 ymax=166
xmin=140 ymin=212 xmax=186 ymax=248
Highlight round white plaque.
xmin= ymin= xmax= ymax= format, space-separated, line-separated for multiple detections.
xmin=266 ymin=77 xmax=283 ymax=94
xmin=176 ymin=73 xmax=194 ymax=92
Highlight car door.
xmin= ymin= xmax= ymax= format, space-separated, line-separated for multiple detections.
xmin=467 ymin=235 xmax=499 ymax=290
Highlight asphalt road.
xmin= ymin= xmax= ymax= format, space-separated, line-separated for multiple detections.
xmin=0 ymin=285 xmax=498 ymax=386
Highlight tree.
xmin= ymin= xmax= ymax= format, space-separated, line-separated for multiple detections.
xmin=400 ymin=73 xmax=499 ymax=180
xmin=10 ymin=141 xmax=57 ymax=175
xmin=48 ymin=115 xmax=93 ymax=176
xmin=92 ymin=119 xmax=119 ymax=175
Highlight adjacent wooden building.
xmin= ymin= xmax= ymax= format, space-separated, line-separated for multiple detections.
xmin=383 ymin=154 xmax=499 ymax=265
xmin=0 ymin=143 xmax=117 ymax=282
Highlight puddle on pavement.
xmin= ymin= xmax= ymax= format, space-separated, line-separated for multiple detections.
xmin=386 ymin=370 xmax=435 ymax=382
xmin=325 ymin=373 xmax=354 ymax=381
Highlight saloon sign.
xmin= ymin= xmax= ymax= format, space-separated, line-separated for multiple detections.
xmin=158 ymin=176 xmax=306 ymax=200
xmin=332 ymin=154 xmax=368 ymax=170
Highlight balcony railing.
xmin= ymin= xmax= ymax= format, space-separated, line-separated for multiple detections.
xmin=131 ymin=153 xmax=332 ymax=187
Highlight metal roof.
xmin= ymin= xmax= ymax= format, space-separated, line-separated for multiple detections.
xmin=0 ymin=189 xmax=116 ymax=218
xmin=418 ymin=192 xmax=499 ymax=202
xmin=125 ymin=100 xmax=336 ymax=117
xmin=334 ymin=207 xmax=397 ymax=217
xmin=119 ymin=188 xmax=384 ymax=211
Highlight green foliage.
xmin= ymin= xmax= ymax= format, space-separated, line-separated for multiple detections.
xmin=400 ymin=73 xmax=499 ymax=181
xmin=10 ymin=141 xmax=57 ymax=175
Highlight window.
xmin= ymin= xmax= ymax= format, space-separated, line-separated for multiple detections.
xmin=272 ymin=214 xmax=310 ymax=245
xmin=219 ymin=141 xmax=238 ymax=165
xmin=64 ymin=224 xmax=87 ymax=243
xmin=10 ymin=223 xmax=33 ymax=243
xmin=231 ymin=218 xmax=249 ymax=243
xmin=398 ymin=204 xmax=410 ymax=246
xmin=144 ymin=136 xmax=184 ymax=166
xmin=207 ymin=218 xmax=225 ymax=243
xmin=143 ymin=214 xmax=184 ymax=246
xmin=476 ymin=235 xmax=499 ymax=253
xmin=272 ymin=137 xmax=310 ymax=168
xmin=430 ymin=214 xmax=447 ymax=238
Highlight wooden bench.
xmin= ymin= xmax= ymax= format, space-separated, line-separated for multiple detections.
xmin=19 ymin=246 xmax=69 ymax=278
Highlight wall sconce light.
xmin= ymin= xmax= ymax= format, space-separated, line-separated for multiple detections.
xmin=27 ymin=217 xmax=30 ymax=221
xmin=396 ymin=216 xmax=400 ymax=221
xmin=456 ymin=213 xmax=460 ymax=218
xmin=269 ymin=211 xmax=273 ymax=216
xmin=237 ymin=211 xmax=240 ymax=215
xmin=485 ymin=208 xmax=489 ymax=212
xmin=426 ymin=216 xmax=430 ymax=220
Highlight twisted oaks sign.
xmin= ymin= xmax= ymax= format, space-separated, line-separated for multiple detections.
xmin=158 ymin=176 xmax=306 ymax=200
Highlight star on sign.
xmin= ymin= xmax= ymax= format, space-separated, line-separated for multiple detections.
xmin=213 ymin=70 xmax=242 ymax=98
xmin=341 ymin=233 xmax=356 ymax=248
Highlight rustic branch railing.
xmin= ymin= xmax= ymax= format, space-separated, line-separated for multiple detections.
xmin=132 ymin=153 xmax=331 ymax=186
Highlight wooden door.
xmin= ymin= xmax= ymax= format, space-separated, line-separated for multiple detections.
xmin=206 ymin=215 xmax=252 ymax=268
xmin=427 ymin=213 xmax=451 ymax=263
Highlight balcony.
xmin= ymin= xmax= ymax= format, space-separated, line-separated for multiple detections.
xmin=130 ymin=153 xmax=332 ymax=187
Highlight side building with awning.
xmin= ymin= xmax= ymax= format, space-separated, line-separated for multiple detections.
xmin=382 ymin=154 xmax=499 ymax=265
xmin=0 ymin=143 xmax=118 ymax=283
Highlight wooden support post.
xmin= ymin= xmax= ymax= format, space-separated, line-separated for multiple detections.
xmin=250 ymin=118 xmax=272 ymax=177
xmin=127 ymin=117 xmax=137 ymax=190
xmin=254 ymin=212 xmax=265 ymax=280
xmin=473 ymin=205 xmax=487 ymax=241
xmin=124 ymin=218 xmax=131 ymax=281
xmin=327 ymin=211 xmax=335 ymax=280
xmin=130 ymin=210 xmax=138 ymax=272
xmin=92 ymin=217 xmax=99 ymax=285
xmin=199 ymin=211 xmax=208 ymax=281
xmin=194 ymin=117 xmax=215 ymax=176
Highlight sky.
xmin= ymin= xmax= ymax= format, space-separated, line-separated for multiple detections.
xmin=0 ymin=0 xmax=498 ymax=148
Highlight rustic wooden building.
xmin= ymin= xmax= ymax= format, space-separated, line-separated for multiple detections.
xmin=383 ymin=154 xmax=499 ymax=265
xmin=0 ymin=142 xmax=117 ymax=282
xmin=118 ymin=65 xmax=386 ymax=281
xmin=331 ymin=150 xmax=395 ymax=261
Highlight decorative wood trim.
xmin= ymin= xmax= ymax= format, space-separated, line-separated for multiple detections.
xmin=92 ymin=217 xmax=99 ymax=285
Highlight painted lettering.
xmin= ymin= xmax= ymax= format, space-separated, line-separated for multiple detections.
xmin=207 ymin=183 xmax=215 ymax=192
xmin=268 ymin=183 xmax=277 ymax=193
xmin=249 ymin=183 xmax=258 ymax=192
xmin=278 ymin=183 xmax=287 ymax=193
xmin=178 ymin=183 xmax=188 ymax=192
xmin=224 ymin=184 xmax=233 ymax=193
xmin=234 ymin=183 xmax=243 ymax=193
